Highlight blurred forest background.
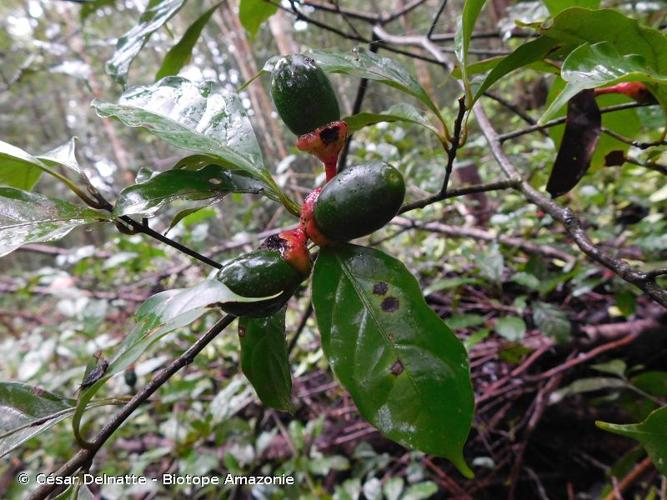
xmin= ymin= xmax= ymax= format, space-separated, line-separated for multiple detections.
xmin=0 ymin=0 xmax=666 ymax=498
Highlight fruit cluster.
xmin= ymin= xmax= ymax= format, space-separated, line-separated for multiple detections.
xmin=217 ymin=54 xmax=405 ymax=317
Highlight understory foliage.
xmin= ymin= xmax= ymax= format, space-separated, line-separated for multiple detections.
xmin=0 ymin=0 xmax=666 ymax=498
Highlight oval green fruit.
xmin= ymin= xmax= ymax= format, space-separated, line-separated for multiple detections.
xmin=217 ymin=249 xmax=304 ymax=317
xmin=271 ymin=54 xmax=340 ymax=136
xmin=314 ymin=162 xmax=405 ymax=241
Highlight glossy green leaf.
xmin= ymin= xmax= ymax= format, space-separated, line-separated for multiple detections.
xmin=113 ymin=164 xmax=268 ymax=217
xmin=0 ymin=382 xmax=75 ymax=458
xmin=543 ymin=0 xmax=599 ymax=16
xmin=73 ymin=279 xmax=271 ymax=441
xmin=312 ymin=244 xmax=473 ymax=476
xmin=542 ymin=41 xmax=667 ymax=123
xmin=0 ymin=140 xmax=46 ymax=190
xmin=155 ymin=2 xmax=222 ymax=80
xmin=106 ymin=0 xmax=187 ymax=85
xmin=494 ymin=316 xmax=526 ymax=341
xmin=344 ymin=103 xmax=442 ymax=138
xmin=239 ymin=0 xmax=278 ymax=39
xmin=93 ymin=77 xmax=290 ymax=210
xmin=239 ymin=309 xmax=294 ymax=412
xmin=297 ymin=48 xmax=446 ymax=125
xmin=455 ymin=0 xmax=486 ymax=105
xmin=532 ymin=301 xmax=571 ymax=343
xmin=597 ymin=406 xmax=667 ymax=475
xmin=0 ymin=188 xmax=108 ymax=257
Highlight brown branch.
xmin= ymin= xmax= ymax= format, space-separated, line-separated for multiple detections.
xmin=26 ymin=315 xmax=236 ymax=500
xmin=604 ymin=456 xmax=654 ymax=500
xmin=602 ymin=127 xmax=667 ymax=150
xmin=392 ymin=216 xmax=575 ymax=263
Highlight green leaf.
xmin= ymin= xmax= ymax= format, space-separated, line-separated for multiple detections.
xmin=239 ymin=309 xmax=294 ymax=412
xmin=113 ymin=164 xmax=268 ymax=217
xmin=312 ymin=244 xmax=473 ymax=477
xmin=0 ymin=188 xmax=108 ymax=257
xmin=0 ymin=140 xmax=46 ymax=190
xmin=542 ymin=41 xmax=667 ymax=123
xmin=403 ymin=481 xmax=439 ymax=500
xmin=494 ymin=316 xmax=526 ymax=341
xmin=73 ymin=279 xmax=273 ymax=441
xmin=477 ymin=242 xmax=504 ymax=283
xmin=155 ymin=3 xmax=222 ymax=80
xmin=0 ymin=382 xmax=75 ymax=458
xmin=543 ymin=0 xmax=599 ymax=16
xmin=239 ymin=0 xmax=278 ymax=39
xmin=93 ymin=77 xmax=291 ymax=210
xmin=343 ymin=103 xmax=442 ymax=139
xmin=597 ymin=406 xmax=667 ymax=475
xmin=106 ymin=0 xmax=187 ymax=85
xmin=474 ymin=36 xmax=560 ymax=103
xmin=306 ymin=48 xmax=446 ymax=125
xmin=532 ymin=301 xmax=571 ymax=343
xmin=455 ymin=0 xmax=487 ymax=105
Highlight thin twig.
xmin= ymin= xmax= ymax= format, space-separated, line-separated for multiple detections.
xmin=26 ymin=315 xmax=236 ymax=500
xmin=426 ymin=0 xmax=448 ymax=39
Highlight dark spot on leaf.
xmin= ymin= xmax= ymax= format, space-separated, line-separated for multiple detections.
xmin=381 ymin=296 xmax=399 ymax=312
xmin=80 ymin=360 xmax=109 ymax=389
xmin=373 ymin=282 xmax=388 ymax=295
xmin=390 ymin=359 xmax=403 ymax=376
xmin=238 ymin=326 xmax=246 ymax=338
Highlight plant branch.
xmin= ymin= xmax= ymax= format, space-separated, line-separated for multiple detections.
xmin=399 ymin=179 xmax=519 ymax=213
xmin=26 ymin=314 xmax=236 ymax=500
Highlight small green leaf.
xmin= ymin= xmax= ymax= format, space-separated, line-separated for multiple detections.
xmin=455 ymin=0 xmax=487 ymax=105
xmin=0 ymin=188 xmax=108 ymax=257
xmin=106 ymin=0 xmax=187 ymax=85
xmin=113 ymin=164 xmax=268 ymax=217
xmin=0 ymin=382 xmax=75 ymax=458
xmin=550 ymin=377 xmax=626 ymax=405
xmin=156 ymin=3 xmax=222 ymax=80
xmin=343 ymin=103 xmax=442 ymax=138
xmin=477 ymin=242 xmax=504 ymax=283
xmin=239 ymin=0 xmax=278 ymax=39
xmin=312 ymin=244 xmax=473 ymax=477
xmin=532 ymin=301 xmax=571 ymax=343
xmin=631 ymin=372 xmax=667 ymax=398
xmin=402 ymin=481 xmax=439 ymax=500
xmin=494 ymin=316 xmax=526 ymax=341
xmin=597 ymin=406 xmax=667 ymax=475
xmin=510 ymin=272 xmax=540 ymax=290
xmin=239 ymin=309 xmax=294 ymax=412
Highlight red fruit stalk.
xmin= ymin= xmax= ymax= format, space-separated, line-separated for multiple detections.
xmin=299 ymin=187 xmax=331 ymax=247
xmin=594 ymin=82 xmax=656 ymax=104
xmin=296 ymin=121 xmax=349 ymax=181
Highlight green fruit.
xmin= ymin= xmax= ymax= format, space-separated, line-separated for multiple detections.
xmin=217 ymin=249 xmax=304 ymax=317
xmin=271 ymin=54 xmax=340 ymax=136
xmin=314 ymin=162 xmax=405 ymax=241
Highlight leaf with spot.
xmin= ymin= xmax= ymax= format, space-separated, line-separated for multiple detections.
xmin=239 ymin=309 xmax=294 ymax=412
xmin=532 ymin=301 xmax=571 ymax=343
xmin=312 ymin=244 xmax=473 ymax=476
xmin=546 ymin=90 xmax=601 ymax=197
xmin=106 ymin=0 xmax=187 ymax=85
xmin=597 ymin=406 xmax=667 ymax=475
